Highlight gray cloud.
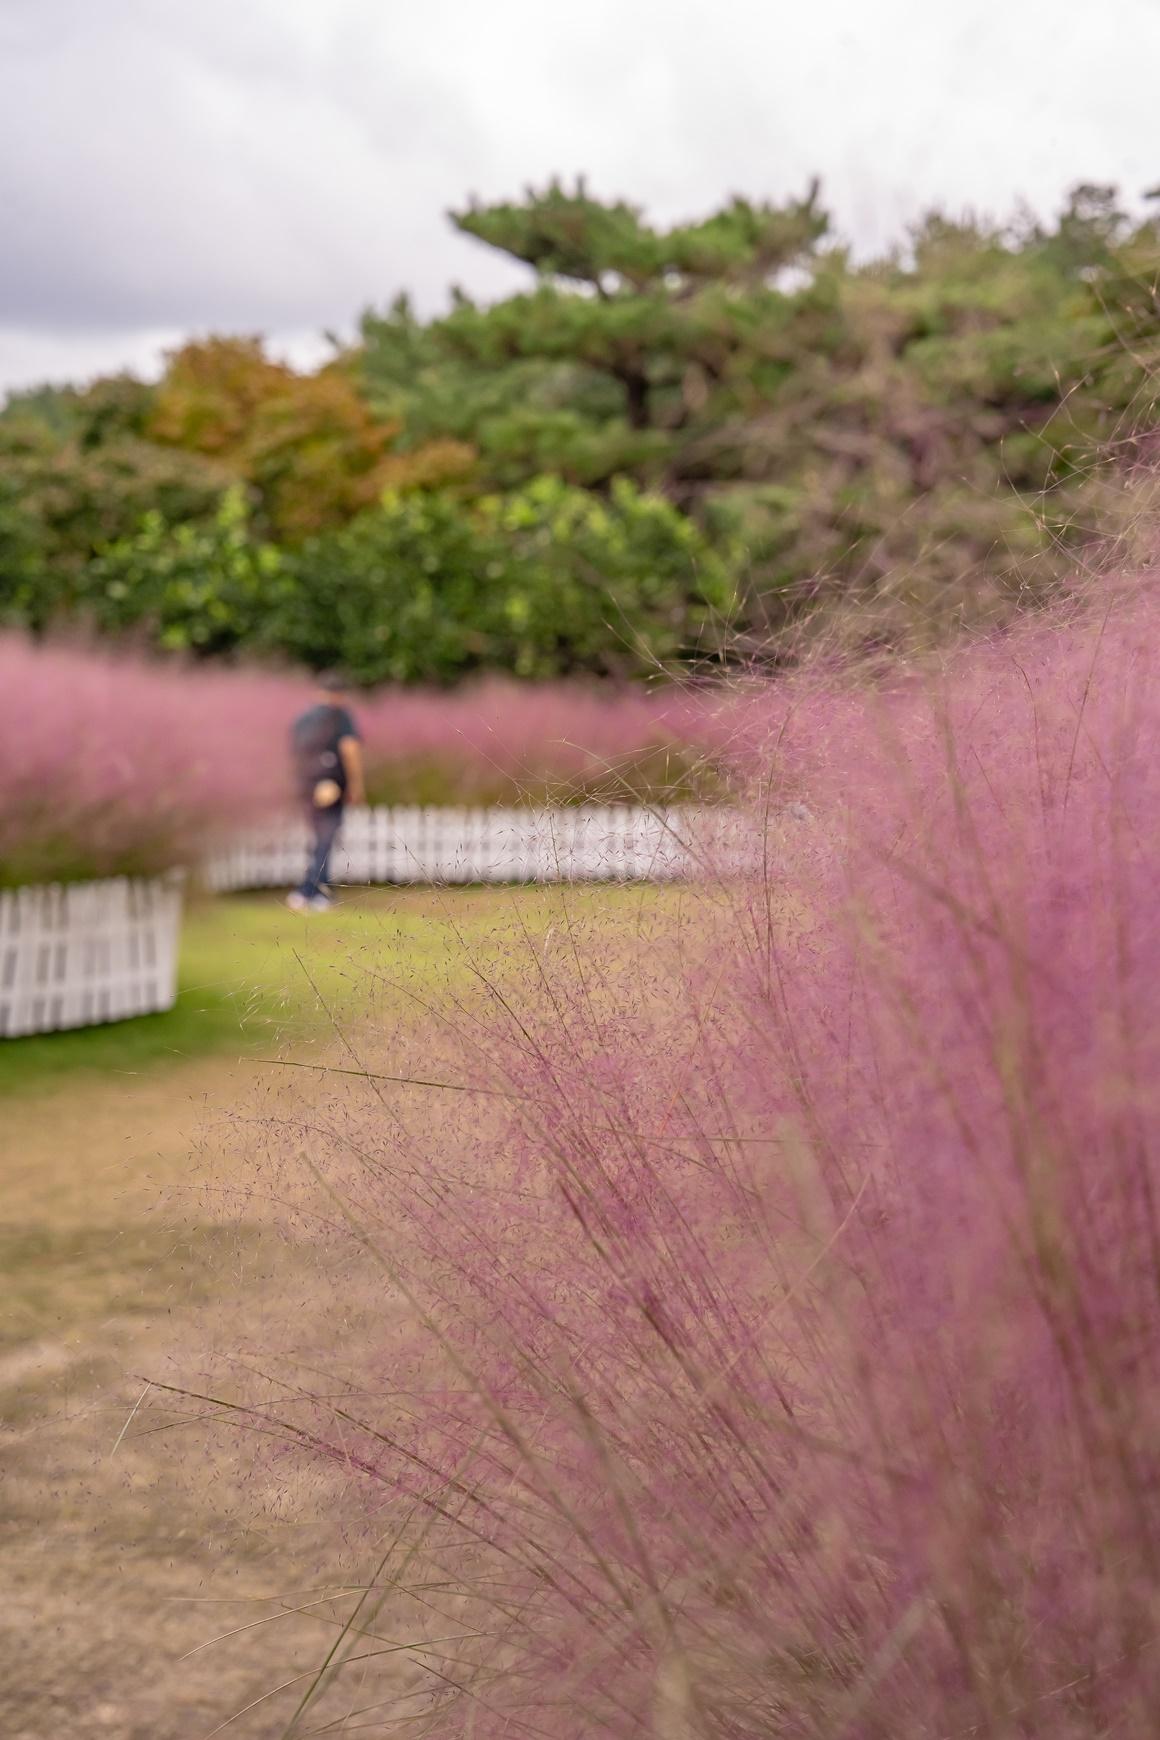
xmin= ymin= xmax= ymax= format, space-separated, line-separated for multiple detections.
xmin=3 ymin=0 xmax=1160 ymax=391
xmin=1 ymin=0 xmax=505 ymax=333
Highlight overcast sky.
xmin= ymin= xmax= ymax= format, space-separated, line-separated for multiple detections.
xmin=3 ymin=0 xmax=1158 ymax=395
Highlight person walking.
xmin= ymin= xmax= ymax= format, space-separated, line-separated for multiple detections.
xmin=287 ymin=673 xmax=365 ymax=912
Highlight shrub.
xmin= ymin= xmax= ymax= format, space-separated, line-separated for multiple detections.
xmin=278 ymin=475 xmax=734 ymax=684
xmin=80 ymin=485 xmax=290 ymax=657
xmin=254 ymin=579 xmax=1160 ymax=1735
xmin=0 ymin=408 xmax=231 ymax=632
xmin=55 ymin=475 xmax=733 ymax=683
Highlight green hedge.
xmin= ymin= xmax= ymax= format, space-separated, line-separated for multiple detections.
xmin=69 ymin=476 xmax=733 ymax=683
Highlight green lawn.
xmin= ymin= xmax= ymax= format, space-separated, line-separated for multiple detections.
xmin=0 ymin=887 xmax=507 ymax=1092
xmin=0 ymin=882 xmax=662 ymax=1093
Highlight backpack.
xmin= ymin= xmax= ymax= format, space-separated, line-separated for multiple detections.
xmin=291 ymin=705 xmax=345 ymax=803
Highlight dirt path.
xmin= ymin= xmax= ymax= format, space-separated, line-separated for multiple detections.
xmin=0 ymin=1045 xmax=419 ymax=1737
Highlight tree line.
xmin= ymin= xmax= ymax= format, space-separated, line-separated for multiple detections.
xmin=2 ymin=178 xmax=1158 ymax=682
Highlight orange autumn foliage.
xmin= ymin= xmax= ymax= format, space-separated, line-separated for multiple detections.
xmin=148 ymin=336 xmax=475 ymax=540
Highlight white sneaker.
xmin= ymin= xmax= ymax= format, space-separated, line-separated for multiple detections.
xmin=285 ymin=891 xmax=308 ymax=912
xmin=308 ymin=894 xmax=333 ymax=912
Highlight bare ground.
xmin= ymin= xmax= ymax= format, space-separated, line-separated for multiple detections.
xmin=0 ymin=1048 xmax=411 ymax=1738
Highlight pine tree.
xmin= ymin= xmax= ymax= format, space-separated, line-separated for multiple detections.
xmin=436 ymin=179 xmax=828 ymax=484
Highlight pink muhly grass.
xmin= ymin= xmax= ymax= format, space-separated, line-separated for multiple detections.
xmin=0 ymin=635 xmax=288 ymax=883
xmin=356 ymin=678 xmax=731 ymax=806
xmin=248 ymin=582 xmax=1160 ymax=1736
xmin=0 ymin=635 xmax=738 ymax=883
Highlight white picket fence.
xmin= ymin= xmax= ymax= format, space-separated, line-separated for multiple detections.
xmin=0 ymin=874 xmax=183 ymax=1038
xmin=0 ymin=808 xmax=770 ymax=1037
xmin=207 ymin=804 xmax=721 ymax=893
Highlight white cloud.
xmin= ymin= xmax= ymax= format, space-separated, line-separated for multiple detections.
xmin=4 ymin=0 xmax=1160 ymax=392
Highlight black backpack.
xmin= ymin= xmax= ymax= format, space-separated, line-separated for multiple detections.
xmin=291 ymin=705 xmax=344 ymax=801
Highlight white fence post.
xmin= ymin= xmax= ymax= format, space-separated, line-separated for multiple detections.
xmin=203 ymin=804 xmax=761 ymax=893
xmin=0 ymin=874 xmax=183 ymax=1038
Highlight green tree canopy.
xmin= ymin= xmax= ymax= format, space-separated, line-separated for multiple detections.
xmin=437 ymin=179 xmax=828 ymax=468
xmin=6 ymin=177 xmax=1160 ymax=667
xmin=65 ymin=477 xmax=730 ymax=683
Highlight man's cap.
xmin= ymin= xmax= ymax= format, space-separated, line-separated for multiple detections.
xmin=315 ymin=670 xmax=347 ymax=693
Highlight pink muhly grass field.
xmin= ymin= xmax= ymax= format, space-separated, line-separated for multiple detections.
xmin=247 ymin=583 xmax=1160 ymax=1736
xmin=356 ymin=677 xmax=729 ymax=806
xmin=0 ymin=636 xmax=734 ymax=884
xmin=0 ymin=636 xmax=286 ymax=884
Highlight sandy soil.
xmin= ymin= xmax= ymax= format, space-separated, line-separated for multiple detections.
xmin=0 ymin=1051 xmax=424 ymax=1739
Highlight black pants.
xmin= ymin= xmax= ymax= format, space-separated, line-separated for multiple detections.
xmin=299 ymin=803 xmax=343 ymax=899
